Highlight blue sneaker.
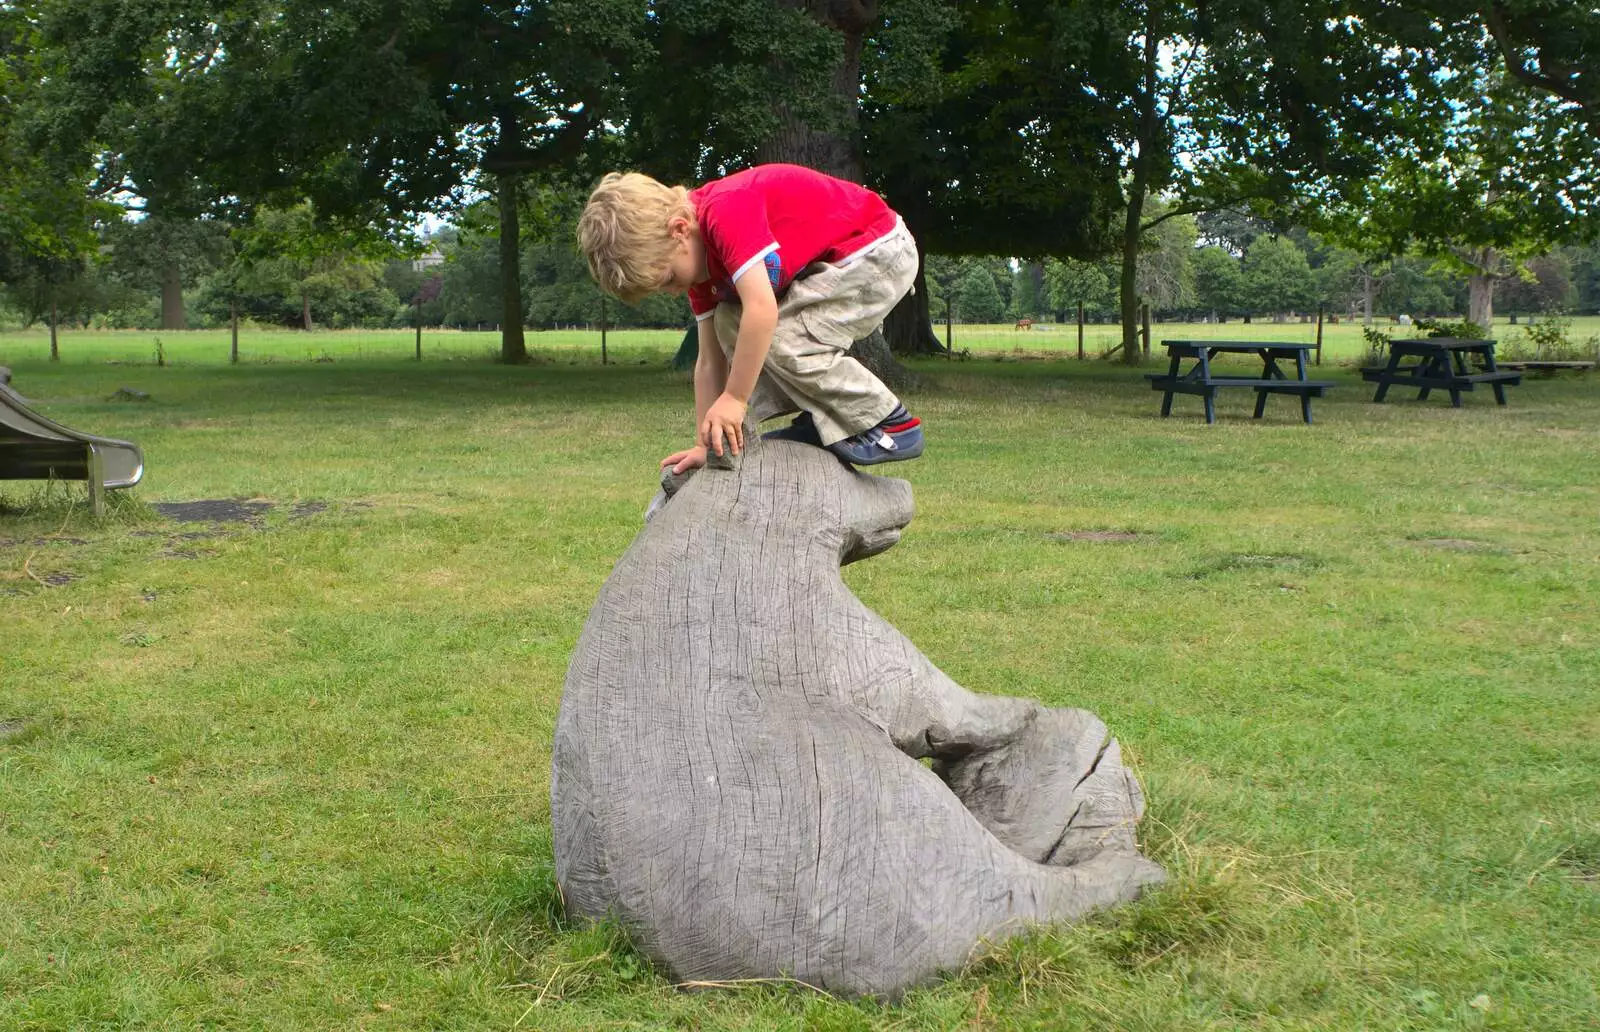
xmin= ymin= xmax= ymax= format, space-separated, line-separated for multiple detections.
xmin=827 ymin=406 xmax=925 ymax=465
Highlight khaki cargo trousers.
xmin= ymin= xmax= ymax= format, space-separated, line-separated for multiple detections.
xmin=710 ymin=221 xmax=918 ymax=446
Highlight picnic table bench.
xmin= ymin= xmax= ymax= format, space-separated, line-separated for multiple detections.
xmin=1361 ymin=338 xmax=1520 ymax=407
xmin=1494 ymin=360 xmax=1593 ymax=375
xmin=1146 ymin=341 xmax=1336 ymax=424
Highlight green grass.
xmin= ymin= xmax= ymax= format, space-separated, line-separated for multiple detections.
xmin=4 ymin=314 xmax=1597 ymax=368
xmin=1 ymin=352 xmax=1597 ymax=1030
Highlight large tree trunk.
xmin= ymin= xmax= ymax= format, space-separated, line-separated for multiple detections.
xmin=1118 ymin=204 xmax=1143 ymax=363
xmin=1468 ymin=273 xmax=1495 ymax=331
xmin=497 ymin=171 xmax=527 ymax=363
xmin=160 ymin=260 xmax=185 ymax=330
xmin=759 ymin=0 xmax=922 ymax=378
xmin=494 ymin=108 xmax=528 ymax=365
xmin=884 ymin=256 xmax=945 ymax=356
xmin=301 ymin=289 xmax=312 ymax=331
xmin=1119 ymin=5 xmax=1161 ymax=365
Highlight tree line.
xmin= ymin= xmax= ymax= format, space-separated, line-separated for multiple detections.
xmin=2 ymin=1 xmax=1595 ymax=364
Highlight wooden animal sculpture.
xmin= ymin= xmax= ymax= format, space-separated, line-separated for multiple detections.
xmin=551 ymin=432 xmax=1163 ymax=997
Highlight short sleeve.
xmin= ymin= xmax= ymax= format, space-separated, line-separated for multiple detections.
xmin=688 ymin=283 xmax=717 ymax=319
xmin=699 ymin=187 xmax=780 ymax=288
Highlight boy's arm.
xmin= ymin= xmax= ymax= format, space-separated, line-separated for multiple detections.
xmin=700 ymin=271 xmax=778 ymax=457
xmin=661 ymin=319 xmax=726 ymax=473
xmin=723 ymin=271 xmax=777 ymax=404
xmin=692 ymin=318 xmax=725 ymax=430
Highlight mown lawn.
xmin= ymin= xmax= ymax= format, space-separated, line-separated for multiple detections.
xmin=1 ymin=353 xmax=1596 ymax=1030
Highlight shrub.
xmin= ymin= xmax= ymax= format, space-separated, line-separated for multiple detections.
xmin=1412 ymin=317 xmax=1487 ymax=339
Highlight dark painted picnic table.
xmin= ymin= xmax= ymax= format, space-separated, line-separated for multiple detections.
xmin=1362 ymin=338 xmax=1521 ymax=407
xmin=1147 ymin=341 xmax=1335 ymax=424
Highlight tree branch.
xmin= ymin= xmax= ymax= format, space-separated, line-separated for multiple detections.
xmin=1140 ymin=193 xmax=1274 ymax=232
xmin=1484 ymin=2 xmax=1589 ymax=108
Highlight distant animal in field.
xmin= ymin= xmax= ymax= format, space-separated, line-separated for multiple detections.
xmin=1014 ymin=318 xmax=1034 ymax=330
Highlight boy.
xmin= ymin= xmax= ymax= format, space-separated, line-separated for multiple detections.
xmin=577 ymin=164 xmax=924 ymax=474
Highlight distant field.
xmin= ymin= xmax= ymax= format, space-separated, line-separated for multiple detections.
xmin=2 ymin=315 xmax=1596 ymax=368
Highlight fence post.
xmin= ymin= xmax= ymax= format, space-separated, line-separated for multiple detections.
xmin=1315 ymin=305 xmax=1324 ymax=366
xmin=1077 ymin=302 xmax=1085 ymax=360
xmin=231 ymin=298 xmax=240 ymax=364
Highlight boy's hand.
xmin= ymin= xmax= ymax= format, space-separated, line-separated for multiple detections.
xmin=699 ymin=392 xmax=748 ymax=458
xmin=661 ymin=444 xmax=708 ymax=474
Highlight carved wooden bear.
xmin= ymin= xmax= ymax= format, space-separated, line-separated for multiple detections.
xmin=551 ymin=433 xmax=1163 ymax=997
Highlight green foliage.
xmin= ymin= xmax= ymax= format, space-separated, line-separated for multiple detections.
xmin=1360 ymin=325 xmax=1391 ymax=365
xmin=1044 ymin=258 xmax=1112 ymax=316
xmin=1242 ymin=236 xmax=1315 ymax=317
xmin=1412 ymin=317 xmax=1488 ymax=339
xmin=956 ymin=265 xmax=1006 ymax=323
xmin=1135 ymin=208 xmax=1198 ymax=312
xmin=1502 ymin=316 xmax=1600 ymax=362
xmin=1190 ymin=246 xmax=1243 ymax=318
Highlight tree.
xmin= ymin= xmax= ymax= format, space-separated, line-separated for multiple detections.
xmin=865 ymin=0 xmax=1132 ymax=353
xmin=1500 ymin=254 xmax=1576 ymax=318
xmin=1134 ymin=207 xmax=1197 ymax=314
xmin=1308 ymin=2 xmax=1600 ymax=327
xmin=199 ymin=204 xmax=399 ymax=331
xmin=956 ymin=264 xmax=1006 ymax=324
xmin=1045 ymin=259 xmax=1112 ymax=322
xmin=1011 ymin=263 xmax=1045 ymax=321
xmin=1190 ymin=246 xmax=1243 ymax=321
xmin=60 ymin=0 xmax=644 ymax=361
xmin=1242 ymin=236 xmax=1315 ymax=321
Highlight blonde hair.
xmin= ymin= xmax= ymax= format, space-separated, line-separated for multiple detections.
xmin=577 ymin=172 xmax=694 ymax=304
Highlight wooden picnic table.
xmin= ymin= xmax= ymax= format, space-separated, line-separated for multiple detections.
xmin=1146 ymin=341 xmax=1336 ymax=424
xmin=1361 ymin=338 xmax=1521 ymax=407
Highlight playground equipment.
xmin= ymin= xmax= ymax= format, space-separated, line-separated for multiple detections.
xmin=0 ymin=382 xmax=145 ymax=515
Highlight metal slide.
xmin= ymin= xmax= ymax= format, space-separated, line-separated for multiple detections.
xmin=0 ymin=382 xmax=144 ymax=515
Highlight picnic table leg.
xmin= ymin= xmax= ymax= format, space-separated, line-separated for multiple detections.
xmin=1159 ymin=351 xmax=1181 ymax=417
xmin=1293 ymin=349 xmax=1313 ymax=424
xmin=1199 ymin=349 xmax=1218 ymax=423
xmin=1480 ymin=346 xmax=1510 ymax=404
xmin=1373 ymin=348 xmax=1403 ymax=402
xmin=1418 ymin=353 xmax=1445 ymax=402
xmin=1253 ymin=352 xmax=1279 ymax=419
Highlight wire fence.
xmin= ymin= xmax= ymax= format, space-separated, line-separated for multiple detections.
xmin=3 ymin=316 xmax=1591 ymax=369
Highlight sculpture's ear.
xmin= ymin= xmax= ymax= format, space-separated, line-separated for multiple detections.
xmin=645 ymin=465 xmax=693 ymax=522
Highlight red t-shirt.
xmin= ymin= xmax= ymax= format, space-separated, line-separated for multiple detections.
xmin=686 ymin=164 xmax=900 ymax=319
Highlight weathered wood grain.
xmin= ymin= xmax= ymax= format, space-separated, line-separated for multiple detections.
xmin=552 ymin=429 xmax=1163 ymax=997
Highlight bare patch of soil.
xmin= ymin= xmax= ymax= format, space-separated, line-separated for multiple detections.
xmin=152 ymin=500 xmax=274 ymax=524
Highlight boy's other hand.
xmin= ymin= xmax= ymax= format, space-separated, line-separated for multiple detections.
xmin=700 ymin=392 xmax=748 ymax=458
xmin=661 ymin=444 xmax=708 ymax=474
